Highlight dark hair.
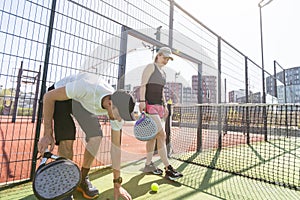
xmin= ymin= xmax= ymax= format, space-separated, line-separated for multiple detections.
xmin=129 ymin=96 xmax=135 ymax=113
xmin=111 ymin=90 xmax=136 ymax=121
xmin=154 ymin=53 xmax=162 ymax=62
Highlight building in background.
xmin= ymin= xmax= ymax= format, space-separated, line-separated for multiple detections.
xmin=266 ymin=66 xmax=300 ymax=103
xmin=133 ymin=75 xmax=218 ymax=105
xmin=229 ymin=89 xmax=246 ymax=103
xmin=133 ymin=82 xmax=184 ymax=105
xmin=192 ymin=75 xmax=217 ymax=103
xmin=165 ymin=82 xmax=182 ymax=104
xmin=182 ymin=86 xmax=197 ymax=105
xmin=228 ymin=89 xmax=262 ymax=103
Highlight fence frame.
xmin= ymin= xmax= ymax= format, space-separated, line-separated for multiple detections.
xmin=0 ymin=0 xmax=290 ymax=188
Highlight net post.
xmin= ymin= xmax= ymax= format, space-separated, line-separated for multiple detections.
xmin=165 ymin=101 xmax=172 ymax=157
xmin=196 ymin=105 xmax=203 ymax=152
xmin=217 ymin=105 xmax=222 ymax=149
xmin=196 ymin=62 xmax=203 ymax=152
xmin=263 ymin=105 xmax=268 ymax=141
xmin=246 ymin=106 xmax=250 ymax=144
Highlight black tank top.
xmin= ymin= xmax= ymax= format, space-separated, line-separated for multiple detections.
xmin=145 ymin=64 xmax=166 ymax=105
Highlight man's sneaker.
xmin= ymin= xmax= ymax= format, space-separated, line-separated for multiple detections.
xmin=62 ymin=195 xmax=73 ymax=200
xmin=77 ymin=176 xmax=99 ymax=199
xmin=143 ymin=162 xmax=163 ymax=175
xmin=165 ymin=165 xmax=183 ymax=180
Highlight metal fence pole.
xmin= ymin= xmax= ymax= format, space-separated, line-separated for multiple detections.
xmin=118 ymin=25 xmax=128 ymax=90
xmin=273 ymin=60 xmax=278 ymax=98
xmin=217 ymin=37 xmax=222 ymax=149
xmin=245 ymin=57 xmax=250 ymax=144
xmin=12 ymin=61 xmax=23 ymax=123
xmin=31 ymin=0 xmax=57 ymax=180
xmin=168 ymin=0 xmax=174 ymax=48
xmin=31 ymin=65 xmax=41 ymax=123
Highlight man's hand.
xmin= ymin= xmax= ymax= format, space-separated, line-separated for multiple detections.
xmin=38 ymin=134 xmax=55 ymax=155
xmin=114 ymin=185 xmax=132 ymax=200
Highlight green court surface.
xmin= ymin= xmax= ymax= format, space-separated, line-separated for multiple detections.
xmin=0 ymin=157 xmax=299 ymax=200
xmin=172 ymin=137 xmax=300 ymax=188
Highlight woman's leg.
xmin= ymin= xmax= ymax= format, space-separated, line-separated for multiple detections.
xmin=155 ymin=129 xmax=170 ymax=167
xmin=148 ymin=114 xmax=170 ymax=167
xmin=145 ymin=139 xmax=156 ymax=165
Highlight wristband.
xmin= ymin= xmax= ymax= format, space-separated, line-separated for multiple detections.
xmin=113 ymin=177 xmax=122 ymax=184
xmin=110 ymin=119 xmax=124 ymax=131
xmin=139 ymin=100 xmax=146 ymax=102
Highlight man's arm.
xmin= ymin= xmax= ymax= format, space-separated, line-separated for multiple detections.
xmin=110 ymin=129 xmax=132 ymax=200
xmin=110 ymin=129 xmax=121 ymax=179
xmin=38 ymin=87 xmax=70 ymax=154
xmin=43 ymin=87 xmax=69 ymax=128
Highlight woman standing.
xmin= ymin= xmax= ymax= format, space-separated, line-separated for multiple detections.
xmin=139 ymin=47 xmax=183 ymax=180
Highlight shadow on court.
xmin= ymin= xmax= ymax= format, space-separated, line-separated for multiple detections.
xmin=1 ymin=156 xmax=299 ymax=200
xmin=91 ymin=173 xmax=181 ymax=200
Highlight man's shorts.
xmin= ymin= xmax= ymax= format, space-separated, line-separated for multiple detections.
xmin=146 ymin=103 xmax=165 ymax=118
xmin=48 ymin=85 xmax=102 ymax=144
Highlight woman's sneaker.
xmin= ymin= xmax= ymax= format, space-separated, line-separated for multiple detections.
xmin=165 ymin=165 xmax=183 ymax=180
xmin=143 ymin=162 xmax=163 ymax=175
xmin=77 ymin=176 xmax=99 ymax=199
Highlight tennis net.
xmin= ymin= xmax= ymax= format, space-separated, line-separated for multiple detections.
xmin=169 ymin=104 xmax=300 ymax=190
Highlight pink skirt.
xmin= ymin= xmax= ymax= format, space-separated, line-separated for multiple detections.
xmin=146 ymin=103 xmax=165 ymax=118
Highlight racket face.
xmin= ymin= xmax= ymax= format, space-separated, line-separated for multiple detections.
xmin=134 ymin=114 xmax=158 ymax=141
xmin=33 ymin=159 xmax=81 ymax=200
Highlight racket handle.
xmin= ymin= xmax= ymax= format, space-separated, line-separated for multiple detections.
xmin=135 ymin=112 xmax=146 ymax=126
xmin=40 ymin=149 xmax=59 ymax=165
xmin=40 ymin=156 xmax=48 ymax=166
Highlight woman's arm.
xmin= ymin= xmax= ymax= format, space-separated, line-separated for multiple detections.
xmin=139 ymin=64 xmax=154 ymax=101
xmin=139 ymin=64 xmax=154 ymax=112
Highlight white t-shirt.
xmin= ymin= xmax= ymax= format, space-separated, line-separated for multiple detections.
xmin=55 ymin=73 xmax=114 ymax=115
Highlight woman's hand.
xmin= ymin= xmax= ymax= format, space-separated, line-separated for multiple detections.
xmin=139 ymin=102 xmax=146 ymax=113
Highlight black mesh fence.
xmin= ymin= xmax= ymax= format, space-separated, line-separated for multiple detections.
xmin=171 ymin=104 xmax=300 ymax=190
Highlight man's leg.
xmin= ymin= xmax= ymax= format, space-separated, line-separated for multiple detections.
xmin=51 ymin=97 xmax=75 ymax=200
xmin=57 ymin=140 xmax=74 ymax=160
xmin=76 ymin=138 xmax=102 ymax=199
xmin=82 ymin=136 xmax=102 ymax=168
xmin=72 ymin=101 xmax=102 ymax=199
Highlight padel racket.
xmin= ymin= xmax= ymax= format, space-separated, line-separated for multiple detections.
xmin=134 ymin=112 xmax=158 ymax=141
xmin=32 ymin=150 xmax=81 ymax=200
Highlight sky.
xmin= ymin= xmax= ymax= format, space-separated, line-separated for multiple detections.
xmin=175 ymin=0 xmax=300 ymax=73
xmin=1 ymin=0 xmax=299 ymax=92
